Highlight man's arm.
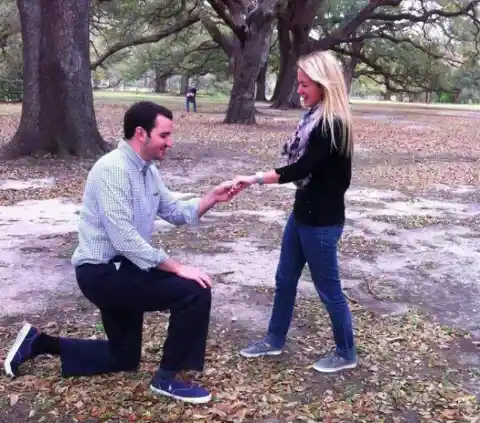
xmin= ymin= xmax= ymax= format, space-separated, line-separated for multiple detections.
xmin=95 ymin=165 xmax=168 ymax=270
xmin=157 ymin=176 xmax=234 ymax=224
xmin=95 ymin=165 xmax=215 ymax=287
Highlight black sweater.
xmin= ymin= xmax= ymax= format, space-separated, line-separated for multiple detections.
xmin=274 ymin=119 xmax=351 ymax=227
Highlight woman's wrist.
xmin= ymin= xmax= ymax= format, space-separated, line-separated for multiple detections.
xmin=254 ymin=171 xmax=264 ymax=185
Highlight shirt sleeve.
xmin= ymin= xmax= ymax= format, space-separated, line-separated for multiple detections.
xmin=275 ymin=120 xmax=340 ymax=184
xmin=94 ymin=164 xmax=169 ymax=270
xmin=156 ymin=176 xmax=200 ymax=226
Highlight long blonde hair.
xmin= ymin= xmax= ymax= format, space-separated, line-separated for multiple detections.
xmin=297 ymin=50 xmax=353 ymax=156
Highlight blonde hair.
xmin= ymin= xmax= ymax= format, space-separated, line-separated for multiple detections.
xmin=297 ymin=50 xmax=353 ymax=156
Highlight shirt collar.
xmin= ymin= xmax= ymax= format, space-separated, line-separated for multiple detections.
xmin=118 ymin=140 xmax=152 ymax=174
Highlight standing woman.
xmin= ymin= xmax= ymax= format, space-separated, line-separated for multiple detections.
xmin=234 ymin=50 xmax=357 ymax=372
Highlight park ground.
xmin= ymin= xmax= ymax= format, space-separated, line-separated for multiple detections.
xmin=0 ymin=94 xmax=479 ymax=423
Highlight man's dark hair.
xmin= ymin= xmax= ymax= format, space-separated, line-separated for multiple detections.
xmin=123 ymin=101 xmax=173 ymax=140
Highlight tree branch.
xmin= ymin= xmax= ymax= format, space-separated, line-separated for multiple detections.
xmin=369 ymin=0 xmax=480 ymax=23
xmin=200 ymin=11 xmax=235 ymax=56
xmin=333 ymin=45 xmax=459 ymax=95
xmin=90 ymin=13 xmax=200 ymax=70
xmin=206 ymin=0 xmax=246 ymax=42
xmin=347 ymin=32 xmax=463 ymax=65
xmin=313 ymin=0 xmax=402 ymax=51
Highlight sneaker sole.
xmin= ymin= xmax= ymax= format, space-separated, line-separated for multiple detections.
xmin=312 ymin=362 xmax=357 ymax=373
xmin=4 ymin=323 xmax=32 ymax=378
xmin=240 ymin=349 xmax=282 ymax=358
xmin=149 ymin=385 xmax=212 ymax=404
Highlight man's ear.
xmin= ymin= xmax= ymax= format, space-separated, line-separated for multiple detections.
xmin=135 ymin=126 xmax=145 ymax=141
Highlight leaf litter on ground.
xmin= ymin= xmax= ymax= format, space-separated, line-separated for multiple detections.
xmin=0 ymin=293 xmax=479 ymax=423
xmin=0 ymin=101 xmax=479 ymax=422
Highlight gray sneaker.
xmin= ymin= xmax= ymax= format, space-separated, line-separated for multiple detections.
xmin=240 ymin=339 xmax=282 ymax=358
xmin=313 ymin=352 xmax=357 ymax=373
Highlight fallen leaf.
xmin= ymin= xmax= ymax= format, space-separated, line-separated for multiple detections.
xmin=9 ymin=394 xmax=19 ymax=406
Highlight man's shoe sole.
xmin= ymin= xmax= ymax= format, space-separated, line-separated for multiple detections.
xmin=149 ymin=385 xmax=212 ymax=404
xmin=240 ymin=349 xmax=282 ymax=358
xmin=312 ymin=362 xmax=357 ymax=373
xmin=4 ymin=323 xmax=32 ymax=378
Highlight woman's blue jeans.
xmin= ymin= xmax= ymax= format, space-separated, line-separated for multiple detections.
xmin=266 ymin=214 xmax=356 ymax=360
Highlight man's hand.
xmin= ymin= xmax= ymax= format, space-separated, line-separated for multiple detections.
xmin=197 ymin=180 xmax=242 ymax=218
xmin=158 ymin=258 xmax=212 ymax=288
xmin=210 ymin=180 xmax=238 ymax=203
xmin=176 ymin=264 xmax=212 ymax=288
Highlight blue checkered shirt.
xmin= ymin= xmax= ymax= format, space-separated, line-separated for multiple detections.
xmin=71 ymin=140 xmax=200 ymax=270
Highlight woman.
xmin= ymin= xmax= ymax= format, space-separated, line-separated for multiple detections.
xmin=233 ymin=50 xmax=356 ymax=373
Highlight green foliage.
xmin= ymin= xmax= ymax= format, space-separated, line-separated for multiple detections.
xmin=0 ymin=0 xmax=21 ymax=100
xmin=90 ymin=0 xmax=229 ymax=91
xmin=314 ymin=0 xmax=479 ymax=102
xmin=437 ymin=92 xmax=456 ymax=103
xmin=0 ymin=35 xmax=22 ymax=101
xmin=108 ymin=22 xmax=229 ymax=88
xmin=449 ymin=58 xmax=480 ymax=103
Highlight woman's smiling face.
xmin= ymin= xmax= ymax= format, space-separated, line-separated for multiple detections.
xmin=297 ymin=69 xmax=323 ymax=107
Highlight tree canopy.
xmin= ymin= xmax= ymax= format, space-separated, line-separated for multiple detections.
xmin=0 ymin=0 xmax=478 ymax=157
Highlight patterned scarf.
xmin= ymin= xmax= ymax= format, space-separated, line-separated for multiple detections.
xmin=281 ymin=103 xmax=322 ymax=188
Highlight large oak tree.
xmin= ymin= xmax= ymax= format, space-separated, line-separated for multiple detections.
xmin=1 ymin=0 xmax=201 ymax=158
xmin=1 ymin=0 xmax=109 ymax=158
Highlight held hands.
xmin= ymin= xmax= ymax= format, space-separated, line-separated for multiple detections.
xmin=210 ymin=174 xmax=257 ymax=204
xmin=211 ymin=177 xmax=252 ymax=202
xmin=231 ymin=175 xmax=256 ymax=192
xmin=210 ymin=180 xmax=239 ymax=203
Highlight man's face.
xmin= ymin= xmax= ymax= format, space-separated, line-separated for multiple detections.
xmin=139 ymin=114 xmax=174 ymax=161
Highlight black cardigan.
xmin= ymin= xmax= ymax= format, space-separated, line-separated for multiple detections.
xmin=274 ymin=119 xmax=351 ymax=227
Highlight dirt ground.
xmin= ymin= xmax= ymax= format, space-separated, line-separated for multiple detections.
xmin=0 ymin=99 xmax=479 ymax=423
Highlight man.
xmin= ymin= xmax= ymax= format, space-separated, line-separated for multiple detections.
xmin=4 ymin=101 xmax=238 ymax=404
xmin=185 ymin=86 xmax=197 ymax=112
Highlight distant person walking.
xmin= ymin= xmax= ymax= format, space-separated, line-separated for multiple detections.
xmin=185 ymin=86 xmax=197 ymax=112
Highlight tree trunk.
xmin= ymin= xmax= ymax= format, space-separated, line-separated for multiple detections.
xmin=270 ymin=30 xmax=299 ymax=109
xmin=154 ymin=68 xmax=167 ymax=93
xmin=224 ymin=5 xmax=276 ymax=125
xmin=256 ymin=62 xmax=268 ymax=101
xmin=271 ymin=62 xmax=301 ymax=109
xmin=225 ymin=46 xmax=260 ymax=124
xmin=180 ymin=74 xmax=189 ymax=94
xmin=1 ymin=0 xmax=109 ymax=159
xmin=270 ymin=19 xmax=290 ymax=103
xmin=271 ymin=1 xmax=318 ymax=110
xmin=343 ymin=56 xmax=360 ymax=94
xmin=255 ymin=30 xmax=272 ymax=102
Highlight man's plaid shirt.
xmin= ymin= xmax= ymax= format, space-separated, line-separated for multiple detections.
xmin=71 ymin=140 xmax=199 ymax=270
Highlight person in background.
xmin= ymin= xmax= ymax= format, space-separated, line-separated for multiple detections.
xmin=185 ymin=86 xmax=197 ymax=112
xmin=232 ymin=50 xmax=357 ymax=373
xmin=4 ymin=101 xmax=239 ymax=404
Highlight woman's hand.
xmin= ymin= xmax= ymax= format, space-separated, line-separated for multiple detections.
xmin=231 ymin=175 xmax=256 ymax=194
